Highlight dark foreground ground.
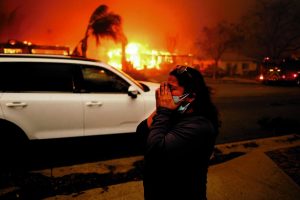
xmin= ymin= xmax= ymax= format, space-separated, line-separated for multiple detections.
xmin=266 ymin=145 xmax=300 ymax=186
xmin=0 ymin=135 xmax=299 ymax=200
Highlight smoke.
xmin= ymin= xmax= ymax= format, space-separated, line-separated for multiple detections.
xmin=0 ymin=0 xmax=253 ymax=54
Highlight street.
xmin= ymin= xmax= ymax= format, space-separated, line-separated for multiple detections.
xmin=209 ymin=81 xmax=300 ymax=144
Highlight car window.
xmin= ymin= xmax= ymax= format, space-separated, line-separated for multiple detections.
xmin=81 ymin=66 xmax=130 ymax=93
xmin=0 ymin=62 xmax=74 ymax=92
xmin=113 ymin=67 xmax=145 ymax=91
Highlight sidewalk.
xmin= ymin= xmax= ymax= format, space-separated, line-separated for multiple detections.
xmin=1 ymin=135 xmax=299 ymax=200
xmin=42 ymin=134 xmax=300 ymax=200
xmin=208 ymin=148 xmax=300 ymax=200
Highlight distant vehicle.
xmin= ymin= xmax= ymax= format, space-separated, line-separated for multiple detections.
xmin=259 ymin=57 xmax=300 ymax=86
xmin=0 ymin=54 xmax=157 ymax=151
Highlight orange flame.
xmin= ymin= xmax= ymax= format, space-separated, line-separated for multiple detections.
xmin=107 ymin=42 xmax=173 ymax=70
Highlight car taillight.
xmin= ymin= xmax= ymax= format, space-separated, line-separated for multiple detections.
xmin=282 ymin=75 xmax=286 ymax=79
xmin=293 ymin=73 xmax=298 ymax=78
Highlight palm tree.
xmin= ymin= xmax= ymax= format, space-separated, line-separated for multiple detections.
xmin=72 ymin=5 xmax=126 ymax=58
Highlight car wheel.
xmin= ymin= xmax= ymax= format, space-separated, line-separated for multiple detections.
xmin=0 ymin=122 xmax=29 ymax=169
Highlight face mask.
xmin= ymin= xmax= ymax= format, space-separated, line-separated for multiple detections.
xmin=172 ymin=93 xmax=190 ymax=104
xmin=177 ymin=102 xmax=191 ymax=114
xmin=172 ymin=93 xmax=192 ymax=114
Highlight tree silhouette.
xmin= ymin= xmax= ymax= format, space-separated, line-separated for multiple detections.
xmin=72 ymin=5 xmax=126 ymax=58
xmin=165 ymin=33 xmax=179 ymax=65
xmin=197 ymin=22 xmax=242 ymax=79
xmin=239 ymin=0 xmax=300 ymax=61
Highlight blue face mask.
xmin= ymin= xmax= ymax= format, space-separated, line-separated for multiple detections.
xmin=172 ymin=93 xmax=190 ymax=104
xmin=177 ymin=102 xmax=191 ymax=114
xmin=172 ymin=93 xmax=191 ymax=114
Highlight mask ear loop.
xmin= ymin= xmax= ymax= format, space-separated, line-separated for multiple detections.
xmin=173 ymin=93 xmax=190 ymax=104
xmin=178 ymin=93 xmax=190 ymax=101
xmin=177 ymin=92 xmax=196 ymax=113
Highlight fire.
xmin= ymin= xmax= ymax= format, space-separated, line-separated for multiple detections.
xmin=107 ymin=42 xmax=173 ymax=70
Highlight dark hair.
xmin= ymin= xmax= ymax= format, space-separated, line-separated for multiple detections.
xmin=170 ymin=65 xmax=220 ymax=132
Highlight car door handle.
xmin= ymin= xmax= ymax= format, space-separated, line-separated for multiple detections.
xmin=6 ymin=102 xmax=28 ymax=108
xmin=86 ymin=101 xmax=103 ymax=107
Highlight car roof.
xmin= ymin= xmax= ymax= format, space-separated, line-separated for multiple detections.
xmin=0 ymin=53 xmax=147 ymax=93
xmin=0 ymin=53 xmax=119 ymax=74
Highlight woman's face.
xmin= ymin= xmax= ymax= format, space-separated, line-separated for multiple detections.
xmin=167 ymin=75 xmax=185 ymax=96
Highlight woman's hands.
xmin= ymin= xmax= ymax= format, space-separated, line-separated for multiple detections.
xmin=156 ymin=82 xmax=178 ymax=110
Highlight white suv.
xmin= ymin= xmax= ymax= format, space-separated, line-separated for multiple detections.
xmin=0 ymin=54 xmax=157 ymax=146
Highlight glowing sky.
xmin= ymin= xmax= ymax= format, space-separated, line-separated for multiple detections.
xmin=0 ymin=0 xmax=254 ymax=56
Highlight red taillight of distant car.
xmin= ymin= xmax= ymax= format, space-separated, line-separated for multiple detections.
xmin=282 ymin=75 xmax=286 ymax=79
xmin=293 ymin=73 xmax=298 ymax=78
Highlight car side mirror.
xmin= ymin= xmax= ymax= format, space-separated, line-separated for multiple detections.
xmin=128 ymin=86 xmax=139 ymax=98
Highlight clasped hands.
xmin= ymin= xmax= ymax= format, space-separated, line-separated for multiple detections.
xmin=155 ymin=82 xmax=178 ymax=110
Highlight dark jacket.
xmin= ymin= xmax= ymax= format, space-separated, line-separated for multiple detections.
xmin=136 ymin=107 xmax=217 ymax=200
